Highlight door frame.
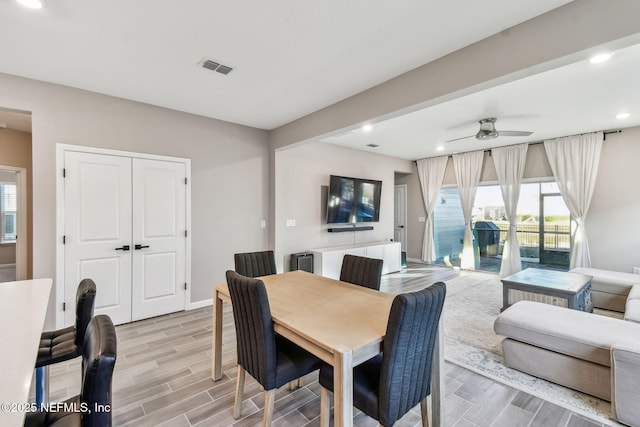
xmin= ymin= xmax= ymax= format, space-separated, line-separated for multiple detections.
xmin=394 ymin=184 xmax=407 ymax=253
xmin=55 ymin=144 xmax=192 ymax=328
xmin=0 ymin=165 xmax=28 ymax=280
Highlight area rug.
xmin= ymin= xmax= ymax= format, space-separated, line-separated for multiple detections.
xmin=441 ymin=271 xmax=620 ymax=425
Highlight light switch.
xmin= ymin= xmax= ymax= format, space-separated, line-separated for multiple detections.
xmin=261 ymin=219 xmax=266 ymax=228
xmin=418 ymin=217 xmax=426 ymax=223
xmin=285 ymin=219 xmax=296 ymax=227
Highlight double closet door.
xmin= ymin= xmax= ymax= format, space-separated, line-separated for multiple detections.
xmin=63 ymin=151 xmax=188 ymax=325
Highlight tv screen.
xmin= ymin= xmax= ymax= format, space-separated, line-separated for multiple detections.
xmin=326 ymin=175 xmax=382 ymax=224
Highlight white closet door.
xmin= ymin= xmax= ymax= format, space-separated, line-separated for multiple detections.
xmin=64 ymin=152 xmax=133 ymax=325
xmin=131 ymin=158 xmax=186 ymax=321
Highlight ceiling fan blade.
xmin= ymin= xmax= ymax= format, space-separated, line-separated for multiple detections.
xmin=446 ymin=134 xmax=475 ymax=143
xmin=498 ymin=130 xmax=533 ymax=137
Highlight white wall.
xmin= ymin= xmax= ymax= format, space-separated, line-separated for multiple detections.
xmin=0 ymin=73 xmax=269 ymax=327
xmin=274 ymin=141 xmax=412 ymax=272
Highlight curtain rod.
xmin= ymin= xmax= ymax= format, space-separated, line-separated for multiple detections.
xmin=414 ymin=129 xmax=622 ymax=163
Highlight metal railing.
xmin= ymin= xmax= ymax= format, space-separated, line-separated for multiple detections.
xmin=491 ymin=222 xmax=570 ymax=250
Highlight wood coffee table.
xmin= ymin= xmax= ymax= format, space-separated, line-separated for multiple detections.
xmin=501 ymin=268 xmax=593 ymax=312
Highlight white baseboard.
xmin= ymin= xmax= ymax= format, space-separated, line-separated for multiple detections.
xmin=407 ymin=257 xmax=423 ymax=263
xmin=0 ymin=263 xmax=16 ymax=269
xmin=188 ymin=299 xmax=213 ymax=310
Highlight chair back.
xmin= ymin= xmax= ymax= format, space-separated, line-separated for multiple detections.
xmin=75 ymin=278 xmax=97 ymax=348
xmin=81 ymin=314 xmax=117 ymax=427
xmin=226 ymin=270 xmax=278 ymax=389
xmin=234 ymin=250 xmax=277 ymax=278
xmin=339 ymin=254 xmax=384 ymax=290
xmin=378 ymin=282 xmax=446 ymax=426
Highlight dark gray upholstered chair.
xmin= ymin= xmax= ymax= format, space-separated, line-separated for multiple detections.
xmin=319 ymin=282 xmax=446 ymax=427
xmin=226 ymin=270 xmax=321 ymax=426
xmin=339 ymin=254 xmax=384 ymax=290
xmin=36 ymin=279 xmax=97 ymax=403
xmin=234 ymin=250 xmax=277 ymax=278
xmin=25 ymin=314 xmax=118 ymax=427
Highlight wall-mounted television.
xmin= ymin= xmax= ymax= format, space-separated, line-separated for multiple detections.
xmin=326 ymin=175 xmax=382 ymax=224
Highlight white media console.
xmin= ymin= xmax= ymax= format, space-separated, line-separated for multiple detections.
xmin=309 ymin=241 xmax=402 ymax=280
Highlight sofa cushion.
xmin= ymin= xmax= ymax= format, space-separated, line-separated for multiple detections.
xmin=494 ymin=301 xmax=640 ymax=367
xmin=624 ymin=300 xmax=640 ymax=323
xmin=627 ymin=284 xmax=640 ymax=301
xmin=570 ymin=268 xmax=640 ymax=295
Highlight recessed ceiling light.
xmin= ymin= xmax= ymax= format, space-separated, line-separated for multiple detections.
xmin=589 ymin=52 xmax=613 ymax=64
xmin=15 ymin=0 xmax=46 ymax=9
xmin=436 ymin=145 xmax=444 ymax=151
xmin=616 ymin=112 xmax=630 ymax=120
xmin=362 ymin=124 xmax=373 ymax=132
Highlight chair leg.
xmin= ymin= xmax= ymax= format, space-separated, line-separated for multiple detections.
xmin=420 ymin=395 xmax=431 ymax=427
xmin=320 ymin=386 xmax=331 ymax=427
xmin=263 ymin=389 xmax=275 ymax=427
xmin=288 ymin=377 xmax=304 ymax=391
xmin=233 ymin=365 xmax=246 ymax=419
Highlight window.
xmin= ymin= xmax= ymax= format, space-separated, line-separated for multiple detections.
xmin=1 ymin=183 xmax=17 ymax=243
xmin=433 ymin=181 xmax=571 ymax=271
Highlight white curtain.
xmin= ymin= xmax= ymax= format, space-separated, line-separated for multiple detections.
xmin=453 ymin=151 xmax=484 ymax=270
xmin=492 ymin=144 xmax=528 ymax=277
xmin=416 ymin=156 xmax=448 ymax=262
xmin=544 ymin=132 xmax=603 ymax=269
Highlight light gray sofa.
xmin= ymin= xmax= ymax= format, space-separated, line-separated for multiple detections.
xmin=494 ymin=287 xmax=640 ymax=427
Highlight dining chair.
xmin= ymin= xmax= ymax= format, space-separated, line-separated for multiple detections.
xmin=35 ymin=278 xmax=97 ymax=404
xmin=319 ymin=282 xmax=446 ymax=427
xmin=226 ymin=270 xmax=321 ymax=426
xmin=234 ymin=250 xmax=277 ymax=278
xmin=25 ymin=314 xmax=117 ymax=427
xmin=339 ymin=254 xmax=384 ymax=290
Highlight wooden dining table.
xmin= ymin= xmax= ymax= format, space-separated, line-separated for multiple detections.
xmin=211 ymin=270 xmax=443 ymax=426
xmin=0 ymin=278 xmax=52 ymax=427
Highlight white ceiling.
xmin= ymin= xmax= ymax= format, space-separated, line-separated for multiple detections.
xmin=0 ymin=0 xmax=572 ymax=132
xmin=320 ymin=42 xmax=640 ymax=159
xmin=2 ymin=1 xmax=638 ymax=161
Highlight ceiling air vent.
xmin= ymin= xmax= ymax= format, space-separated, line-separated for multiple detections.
xmin=200 ymin=58 xmax=234 ymax=75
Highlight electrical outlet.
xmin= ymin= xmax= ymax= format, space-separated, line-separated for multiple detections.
xmin=633 ymin=267 xmax=640 ymax=275
xmin=418 ymin=217 xmax=425 ymax=223
xmin=260 ymin=219 xmax=266 ymax=228
xmin=285 ymin=219 xmax=296 ymax=227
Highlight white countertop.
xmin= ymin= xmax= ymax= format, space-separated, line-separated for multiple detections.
xmin=0 ymin=279 xmax=52 ymax=427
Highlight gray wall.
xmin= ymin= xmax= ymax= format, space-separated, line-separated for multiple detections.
xmin=397 ymin=130 xmax=640 ymax=273
xmin=274 ymin=141 xmax=412 ymax=272
xmin=0 ymin=72 xmax=269 ymax=327
xmin=588 ymin=127 xmax=640 ymax=273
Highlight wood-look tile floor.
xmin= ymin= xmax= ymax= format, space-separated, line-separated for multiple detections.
xmin=42 ymin=264 xmax=611 ymax=426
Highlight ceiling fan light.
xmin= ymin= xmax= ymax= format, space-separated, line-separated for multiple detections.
xmin=476 ymin=129 xmax=498 ymax=140
xmin=16 ymin=0 xmax=45 ymax=9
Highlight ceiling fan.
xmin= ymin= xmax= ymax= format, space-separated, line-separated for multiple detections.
xmin=446 ymin=118 xmax=532 ymax=143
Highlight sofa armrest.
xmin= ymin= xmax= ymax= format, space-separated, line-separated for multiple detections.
xmin=611 ymin=341 xmax=640 ymax=426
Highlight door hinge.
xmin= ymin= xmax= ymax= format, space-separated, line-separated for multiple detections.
xmin=184 ymin=283 xmax=187 ymax=290
xmin=62 ymin=302 xmax=66 ymax=311
xmin=184 ymin=177 xmax=188 ymax=185
xmin=62 ymin=168 xmax=66 ymax=178
xmin=62 ymin=235 xmax=66 ymax=244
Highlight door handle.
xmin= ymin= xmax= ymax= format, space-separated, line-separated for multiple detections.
xmin=115 ymin=245 xmax=130 ymax=251
xmin=399 ymin=225 xmax=404 ymax=228
xmin=135 ymin=244 xmax=150 ymax=250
